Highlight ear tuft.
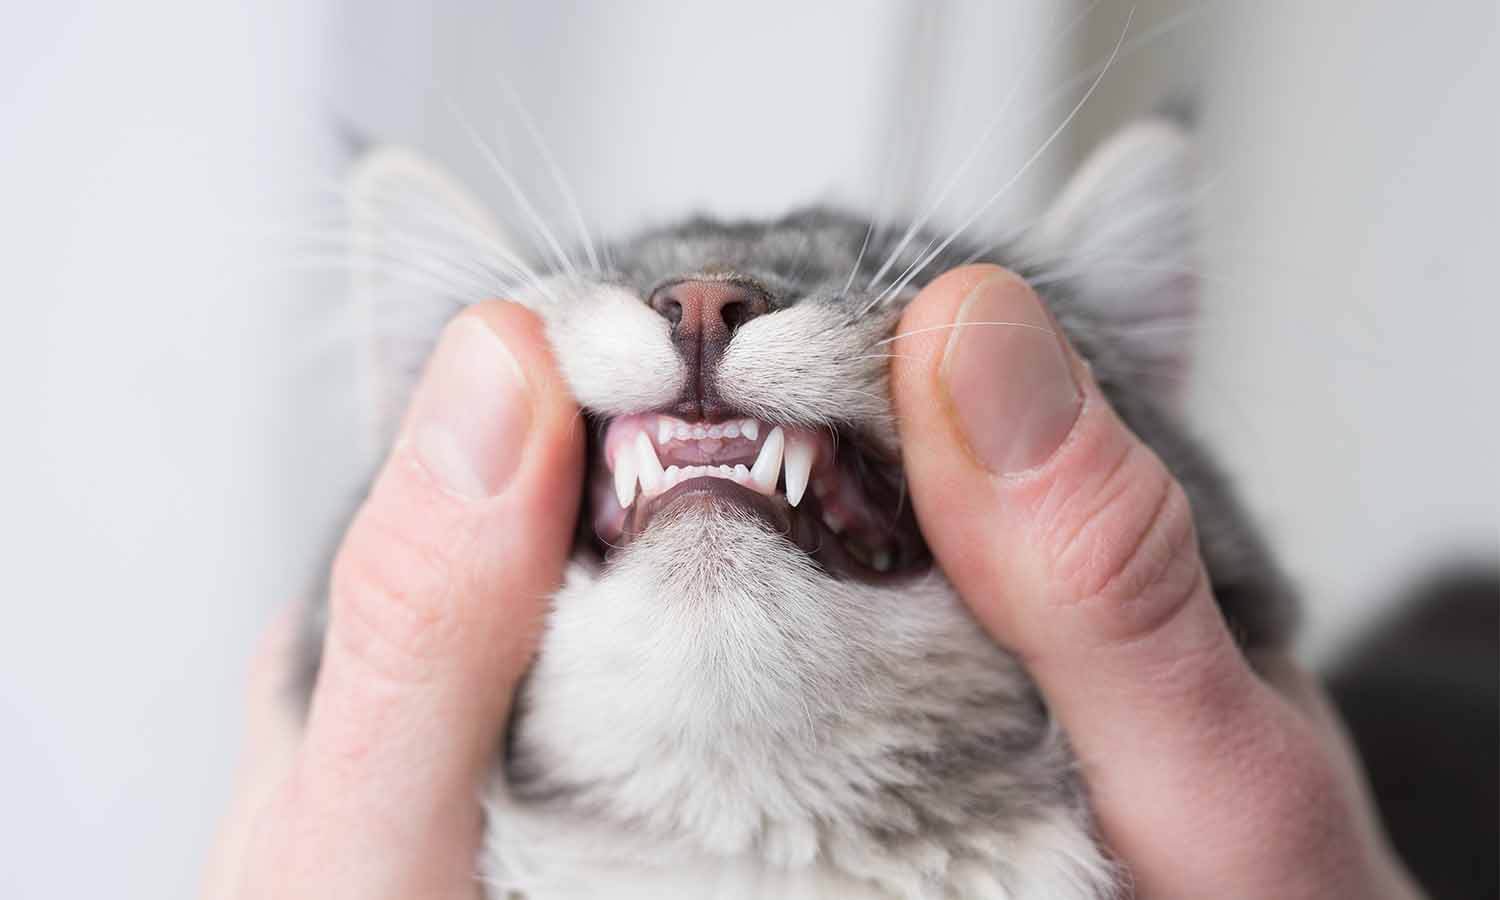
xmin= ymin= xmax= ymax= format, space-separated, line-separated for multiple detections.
xmin=347 ymin=146 xmax=513 ymax=453
xmin=1034 ymin=118 xmax=1198 ymax=407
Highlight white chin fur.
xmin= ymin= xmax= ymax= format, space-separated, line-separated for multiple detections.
xmin=484 ymin=507 xmax=1116 ymax=899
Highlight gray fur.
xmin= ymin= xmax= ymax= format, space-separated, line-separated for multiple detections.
xmin=302 ymin=120 xmax=1295 ymax=898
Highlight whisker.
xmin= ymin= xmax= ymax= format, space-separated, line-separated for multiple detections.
xmin=446 ymin=98 xmax=580 ymax=282
xmin=875 ymin=320 xmax=1058 ymax=347
xmin=842 ymin=222 xmax=874 ymax=300
xmin=872 ymin=6 xmax=1137 ymax=310
xmin=864 ymin=0 xmax=1102 ymax=297
xmin=494 ymin=75 xmax=603 ymax=275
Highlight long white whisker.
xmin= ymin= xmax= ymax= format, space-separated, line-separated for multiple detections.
xmin=864 ymin=0 xmax=1102 ymax=295
xmin=296 ymin=171 xmax=554 ymax=292
xmin=872 ymin=6 xmax=1136 ymax=309
xmin=842 ymin=223 xmax=874 ymax=299
xmin=494 ymin=76 xmax=602 ymax=274
xmin=875 ymin=320 xmax=1058 ymax=347
xmin=446 ymin=98 xmax=579 ymax=282
xmin=289 ymin=229 xmax=523 ymax=293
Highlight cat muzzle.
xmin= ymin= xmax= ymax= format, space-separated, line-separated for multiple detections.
xmin=589 ymin=411 xmax=927 ymax=579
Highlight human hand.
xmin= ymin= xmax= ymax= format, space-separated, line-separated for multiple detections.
xmin=202 ymin=302 xmax=584 ymax=900
xmin=889 ymin=266 xmax=1424 ymax=900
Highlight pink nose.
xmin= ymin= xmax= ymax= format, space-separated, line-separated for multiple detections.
xmin=650 ymin=279 xmax=771 ymax=420
xmin=649 ymin=279 xmax=770 ymax=351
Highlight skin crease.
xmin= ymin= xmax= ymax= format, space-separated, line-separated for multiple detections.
xmin=203 ymin=301 xmax=584 ymax=900
xmin=889 ymin=265 xmax=1422 ymax=900
xmin=205 ymin=274 xmax=1422 ymax=899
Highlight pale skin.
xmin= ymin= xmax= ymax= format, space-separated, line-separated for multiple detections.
xmin=204 ymin=269 xmax=1424 ymax=900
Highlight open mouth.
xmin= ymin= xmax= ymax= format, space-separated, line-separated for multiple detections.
xmin=586 ymin=413 xmax=929 ymax=580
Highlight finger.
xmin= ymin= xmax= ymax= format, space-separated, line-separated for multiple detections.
xmin=890 ymin=267 xmax=1348 ymax=893
xmin=202 ymin=604 xmax=304 ymax=900
xmin=263 ymin=301 xmax=583 ymax=898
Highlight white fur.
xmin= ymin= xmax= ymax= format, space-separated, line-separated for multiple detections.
xmin=482 ymin=509 xmax=1115 ymax=899
xmin=541 ymin=278 xmax=685 ymax=416
xmin=717 ymin=302 xmax=897 ymax=436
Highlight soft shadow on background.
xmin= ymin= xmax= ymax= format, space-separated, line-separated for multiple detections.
xmin=1 ymin=2 xmax=1494 ymax=898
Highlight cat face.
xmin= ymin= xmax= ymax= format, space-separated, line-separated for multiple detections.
xmin=551 ymin=212 xmax=929 ymax=586
xmin=351 ymin=129 xmax=1203 ymax=602
xmin=339 ymin=119 xmax=1241 ymax=690
xmin=333 ymin=120 xmax=1292 ymax=859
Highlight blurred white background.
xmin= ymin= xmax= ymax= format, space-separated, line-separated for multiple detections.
xmin=1 ymin=2 xmax=1494 ymax=897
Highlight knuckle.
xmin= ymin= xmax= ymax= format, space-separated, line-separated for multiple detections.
xmin=1040 ymin=437 xmax=1206 ymax=644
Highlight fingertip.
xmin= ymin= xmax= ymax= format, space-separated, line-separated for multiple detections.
xmin=901 ymin=264 xmax=1019 ymax=330
xmin=460 ymin=299 xmax=586 ymax=483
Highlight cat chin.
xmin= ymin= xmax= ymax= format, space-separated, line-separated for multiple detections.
xmin=493 ymin=508 xmax=1115 ymax=898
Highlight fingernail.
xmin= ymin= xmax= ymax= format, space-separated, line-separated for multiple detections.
xmin=405 ymin=317 xmax=531 ymax=498
xmin=939 ymin=273 xmax=1082 ymax=474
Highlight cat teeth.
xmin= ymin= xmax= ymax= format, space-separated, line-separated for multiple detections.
xmin=635 ymin=432 xmax=664 ymax=497
xmin=656 ymin=415 xmax=762 ymax=445
xmin=750 ymin=427 xmax=785 ymax=494
xmin=652 ymin=463 xmax=757 ymax=492
xmin=613 ymin=442 xmax=639 ymax=509
xmin=624 ymin=419 xmax=814 ymax=504
xmin=782 ymin=433 xmax=815 ymax=507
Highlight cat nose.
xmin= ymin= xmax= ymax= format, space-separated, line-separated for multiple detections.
xmin=650 ymin=280 xmax=769 ymax=350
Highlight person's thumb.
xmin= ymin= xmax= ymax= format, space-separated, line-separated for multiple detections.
xmin=263 ymin=301 xmax=582 ymax=899
xmin=890 ymin=266 xmax=1343 ymax=894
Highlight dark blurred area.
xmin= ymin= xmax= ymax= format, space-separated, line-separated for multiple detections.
xmin=1329 ymin=566 xmax=1500 ymax=900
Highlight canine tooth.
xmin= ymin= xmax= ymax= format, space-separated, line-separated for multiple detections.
xmin=723 ymin=422 xmax=740 ymax=439
xmin=635 ymin=432 xmax=664 ymax=496
xmin=750 ymin=426 xmax=785 ymax=495
xmin=741 ymin=419 xmax=759 ymax=441
xmin=783 ymin=433 xmax=815 ymax=507
xmin=658 ymin=417 xmax=675 ymax=445
xmin=613 ymin=445 xmax=639 ymax=508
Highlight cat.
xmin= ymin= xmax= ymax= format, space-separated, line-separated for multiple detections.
xmin=300 ymin=117 xmax=1296 ymax=899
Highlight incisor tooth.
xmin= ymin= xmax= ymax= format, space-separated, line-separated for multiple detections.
xmin=658 ymin=417 xmax=674 ymax=445
xmin=741 ymin=419 xmax=759 ymax=441
xmin=750 ymin=426 xmax=785 ymax=494
xmin=613 ymin=445 xmax=639 ymax=508
xmin=635 ymin=432 xmax=664 ymax=496
xmin=783 ymin=433 xmax=815 ymax=507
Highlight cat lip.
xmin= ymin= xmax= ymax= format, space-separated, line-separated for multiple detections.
xmin=588 ymin=411 xmax=928 ymax=578
xmin=621 ymin=477 xmax=790 ymax=543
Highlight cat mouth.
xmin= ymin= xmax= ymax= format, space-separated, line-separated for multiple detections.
xmin=586 ymin=413 xmax=928 ymax=580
